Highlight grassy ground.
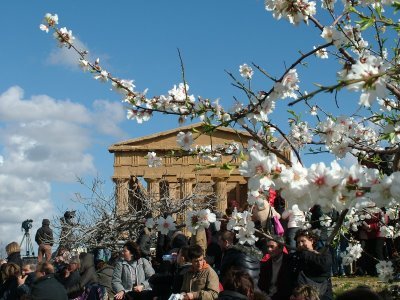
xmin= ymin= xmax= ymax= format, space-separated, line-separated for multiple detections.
xmin=332 ymin=276 xmax=392 ymax=297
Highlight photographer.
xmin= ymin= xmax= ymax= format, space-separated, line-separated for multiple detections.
xmin=35 ymin=219 xmax=54 ymax=263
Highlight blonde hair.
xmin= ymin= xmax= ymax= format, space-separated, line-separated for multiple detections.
xmin=1 ymin=263 xmax=20 ymax=280
xmin=5 ymin=242 xmax=20 ymax=256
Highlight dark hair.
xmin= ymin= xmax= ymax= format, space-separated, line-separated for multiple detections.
xmin=124 ymin=240 xmax=141 ymax=260
xmin=295 ymin=229 xmax=319 ymax=247
xmin=266 ymin=235 xmax=285 ymax=247
xmin=188 ymin=245 xmax=204 ymax=260
xmin=179 ymin=246 xmax=190 ymax=262
xmin=220 ymin=230 xmax=235 ymax=244
xmin=222 ymin=270 xmax=254 ymax=300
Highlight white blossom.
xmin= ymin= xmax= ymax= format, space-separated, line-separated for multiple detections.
xmin=43 ymin=13 xmax=59 ymax=26
xmin=376 ymin=260 xmax=394 ymax=282
xmin=39 ymin=24 xmax=49 ymax=33
xmin=176 ymin=132 xmax=194 ymax=151
xmin=54 ymin=27 xmax=75 ymax=47
xmin=341 ymin=53 xmax=388 ymax=107
xmin=313 ymin=46 xmax=328 ymax=59
xmin=156 ymin=215 xmax=176 ymax=235
xmin=265 ymin=0 xmax=317 ymax=25
xmin=237 ymin=221 xmax=258 ymax=245
xmin=147 ymin=152 xmax=162 ymax=168
xmin=94 ymin=70 xmax=109 ymax=82
xmin=239 ymin=64 xmax=254 ymax=80
xmin=186 ymin=209 xmax=216 ymax=234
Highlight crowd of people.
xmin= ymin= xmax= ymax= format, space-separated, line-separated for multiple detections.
xmin=0 ymin=194 xmax=397 ymax=300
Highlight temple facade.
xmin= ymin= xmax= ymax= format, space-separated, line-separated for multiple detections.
xmin=108 ymin=123 xmax=256 ymax=216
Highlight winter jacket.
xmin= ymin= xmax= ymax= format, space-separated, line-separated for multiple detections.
xmin=66 ymin=253 xmax=98 ymax=296
xmin=171 ymin=264 xmax=191 ymax=294
xmin=31 ymin=273 xmax=68 ymax=300
xmin=0 ymin=277 xmax=29 ymax=300
xmin=97 ymin=264 xmax=114 ymax=298
xmin=5 ymin=253 xmax=22 ymax=268
xmin=290 ymin=250 xmax=333 ymax=300
xmin=111 ymin=258 xmax=155 ymax=293
xmin=219 ymin=247 xmax=260 ymax=287
xmin=258 ymin=253 xmax=293 ymax=300
xmin=180 ymin=265 xmax=219 ymax=300
xmin=35 ymin=225 xmax=54 ymax=245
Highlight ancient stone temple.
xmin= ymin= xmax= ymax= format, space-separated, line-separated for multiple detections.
xmin=109 ymin=123 xmax=256 ymax=216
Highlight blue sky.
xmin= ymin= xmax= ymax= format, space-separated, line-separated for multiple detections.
xmin=0 ymin=0 xmax=356 ymax=253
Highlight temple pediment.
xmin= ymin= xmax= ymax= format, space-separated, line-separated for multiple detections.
xmin=109 ymin=123 xmax=252 ymax=152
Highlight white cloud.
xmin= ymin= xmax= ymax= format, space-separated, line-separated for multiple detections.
xmin=45 ymin=37 xmax=110 ymax=72
xmin=92 ymin=99 xmax=127 ymax=137
xmin=0 ymin=86 xmax=126 ymax=250
xmin=46 ymin=37 xmax=89 ymax=70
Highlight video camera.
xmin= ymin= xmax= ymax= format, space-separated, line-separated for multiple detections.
xmin=21 ymin=219 xmax=33 ymax=232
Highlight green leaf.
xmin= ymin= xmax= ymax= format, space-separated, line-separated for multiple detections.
xmin=394 ymin=1 xmax=400 ymax=13
xmin=220 ymin=163 xmax=235 ymax=171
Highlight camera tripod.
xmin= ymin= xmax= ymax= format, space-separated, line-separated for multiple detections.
xmin=20 ymin=230 xmax=35 ymax=257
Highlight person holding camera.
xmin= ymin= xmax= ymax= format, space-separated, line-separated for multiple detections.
xmin=35 ymin=218 xmax=54 ymax=263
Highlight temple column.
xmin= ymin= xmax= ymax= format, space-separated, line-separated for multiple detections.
xmin=212 ymin=176 xmax=229 ymax=214
xmin=180 ymin=177 xmax=194 ymax=198
xmin=167 ymin=180 xmax=179 ymax=204
xmin=113 ymin=177 xmax=130 ymax=215
xmin=144 ymin=176 xmax=160 ymax=200
xmin=179 ymin=176 xmax=195 ymax=236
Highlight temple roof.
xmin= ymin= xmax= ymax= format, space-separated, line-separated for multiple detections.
xmin=109 ymin=123 xmax=252 ymax=152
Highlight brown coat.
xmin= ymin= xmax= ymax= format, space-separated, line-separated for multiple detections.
xmin=190 ymin=228 xmax=208 ymax=254
xmin=181 ymin=265 xmax=219 ymax=300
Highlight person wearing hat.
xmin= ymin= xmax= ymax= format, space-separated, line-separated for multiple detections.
xmin=35 ymin=218 xmax=54 ymax=263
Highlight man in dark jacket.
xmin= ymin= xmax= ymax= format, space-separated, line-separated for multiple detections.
xmin=258 ymin=236 xmax=292 ymax=300
xmin=31 ymin=262 xmax=68 ymax=300
xmin=35 ymin=219 xmax=54 ymax=263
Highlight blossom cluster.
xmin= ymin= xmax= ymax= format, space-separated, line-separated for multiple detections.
xmin=186 ymin=209 xmax=216 ymax=235
xmin=239 ymin=142 xmax=400 ymax=213
xmin=340 ymin=242 xmax=363 ymax=266
xmin=264 ymin=0 xmax=317 ymax=25
xmin=376 ymin=260 xmax=394 ymax=282
xmin=227 ymin=208 xmax=258 ymax=245
xmin=145 ymin=216 xmax=176 ymax=236
xmin=338 ymin=52 xmax=388 ymax=107
xmin=316 ymin=116 xmax=378 ymax=159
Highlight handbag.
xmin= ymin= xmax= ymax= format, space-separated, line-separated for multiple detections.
xmin=273 ymin=215 xmax=285 ymax=236
xmin=297 ymin=270 xmax=328 ymax=296
xmin=265 ymin=207 xmax=285 ymax=236
xmin=265 ymin=207 xmax=275 ymax=234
